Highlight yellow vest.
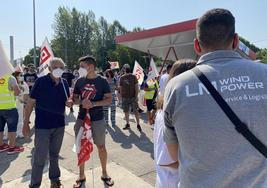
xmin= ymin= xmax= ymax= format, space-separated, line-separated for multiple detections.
xmin=0 ymin=75 xmax=16 ymax=110
xmin=144 ymin=80 xmax=158 ymax=100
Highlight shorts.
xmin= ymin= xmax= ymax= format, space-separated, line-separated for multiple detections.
xmin=74 ymin=119 xmax=106 ymax=146
xmin=156 ymin=165 xmax=179 ymax=188
xmin=146 ymin=99 xmax=156 ymax=111
xmin=122 ymin=97 xmax=138 ymax=113
xmin=0 ymin=108 xmax=18 ymax=132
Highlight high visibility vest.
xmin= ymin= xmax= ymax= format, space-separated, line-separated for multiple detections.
xmin=0 ymin=75 xmax=16 ymax=110
xmin=144 ymin=80 xmax=158 ymax=100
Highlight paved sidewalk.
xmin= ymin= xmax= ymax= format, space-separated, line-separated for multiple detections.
xmin=0 ymin=106 xmax=156 ymax=188
xmin=3 ymin=162 xmax=153 ymax=188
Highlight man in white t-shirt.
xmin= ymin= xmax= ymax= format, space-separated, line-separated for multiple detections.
xmin=159 ymin=64 xmax=172 ymax=97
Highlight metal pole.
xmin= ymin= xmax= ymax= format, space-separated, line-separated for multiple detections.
xmin=33 ymin=0 xmax=37 ymax=67
xmin=9 ymin=36 xmax=14 ymax=65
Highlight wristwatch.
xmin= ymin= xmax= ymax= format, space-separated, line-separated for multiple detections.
xmin=92 ymin=101 xmax=96 ymax=107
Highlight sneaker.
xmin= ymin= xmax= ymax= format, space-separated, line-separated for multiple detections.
xmin=7 ymin=146 xmax=24 ymax=155
xmin=122 ymin=124 xmax=130 ymax=130
xmin=0 ymin=143 xmax=9 ymax=152
xmin=51 ymin=180 xmax=64 ymax=188
xmin=137 ymin=124 xmax=142 ymax=132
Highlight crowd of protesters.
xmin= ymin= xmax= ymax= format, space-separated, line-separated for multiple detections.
xmin=1 ymin=8 xmax=267 ymax=188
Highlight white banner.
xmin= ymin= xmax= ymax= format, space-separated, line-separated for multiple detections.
xmin=0 ymin=41 xmax=14 ymax=78
xmin=38 ymin=37 xmax=54 ymax=77
xmin=133 ymin=61 xmax=144 ymax=85
xmin=147 ymin=58 xmax=159 ymax=81
xmin=109 ymin=61 xmax=120 ymax=69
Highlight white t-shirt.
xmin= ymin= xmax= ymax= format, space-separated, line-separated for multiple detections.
xmin=154 ymin=110 xmax=176 ymax=165
xmin=159 ymin=73 xmax=169 ymax=96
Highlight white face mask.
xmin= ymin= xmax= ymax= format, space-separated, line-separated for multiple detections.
xmin=78 ymin=67 xmax=88 ymax=77
xmin=52 ymin=68 xmax=64 ymax=78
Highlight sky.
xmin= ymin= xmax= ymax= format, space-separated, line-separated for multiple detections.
xmin=1 ymin=0 xmax=267 ymax=60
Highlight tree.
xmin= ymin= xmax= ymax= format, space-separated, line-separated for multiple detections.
xmin=52 ymin=7 xmax=96 ymax=69
xmin=23 ymin=47 xmax=40 ymax=67
xmin=239 ymin=36 xmax=260 ymax=53
xmin=49 ymin=6 xmax=153 ymax=71
xmin=256 ymin=48 xmax=267 ymax=64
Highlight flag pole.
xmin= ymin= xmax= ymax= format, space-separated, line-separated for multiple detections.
xmin=33 ymin=0 xmax=37 ymax=68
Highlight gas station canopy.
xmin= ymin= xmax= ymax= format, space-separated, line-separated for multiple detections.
xmin=115 ymin=19 xmax=256 ymax=62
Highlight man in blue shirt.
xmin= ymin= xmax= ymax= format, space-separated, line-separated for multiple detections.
xmin=23 ymin=58 xmax=72 ymax=188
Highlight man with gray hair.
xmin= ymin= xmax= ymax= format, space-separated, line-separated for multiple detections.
xmin=23 ymin=58 xmax=72 ymax=188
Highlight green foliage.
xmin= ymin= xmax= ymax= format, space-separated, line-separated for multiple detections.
xmin=23 ymin=47 xmax=40 ymax=67
xmin=49 ymin=6 xmax=149 ymax=70
xmin=239 ymin=36 xmax=260 ymax=53
xmin=256 ymin=48 xmax=267 ymax=64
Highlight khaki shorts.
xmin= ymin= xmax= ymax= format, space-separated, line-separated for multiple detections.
xmin=74 ymin=119 xmax=106 ymax=146
xmin=122 ymin=97 xmax=139 ymax=113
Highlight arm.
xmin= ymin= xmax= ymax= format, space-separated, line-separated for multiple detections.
xmin=73 ymin=93 xmax=81 ymax=105
xmin=166 ymin=143 xmax=179 ymax=162
xmin=9 ymin=76 xmax=21 ymax=96
xmin=94 ymin=93 xmax=112 ymax=107
xmin=24 ymin=98 xmax=35 ymax=124
xmin=23 ymin=98 xmax=36 ymax=137
xmin=163 ymin=84 xmax=179 ymax=161
xmin=12 ymin=84 xmax=21 ymax=96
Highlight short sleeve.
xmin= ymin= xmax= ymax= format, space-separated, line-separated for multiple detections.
xmin=8 ymin=76 xmax=18 ymax=90
xmin=73 ymin=78 xmax=81 ymax=95
xmin=102 ymin=78 xmax=111 ymax=94
xmin=163 ymin=82 xmax=179 ymax=145
xmin=30 ymin=78 xmax=40 ymax=99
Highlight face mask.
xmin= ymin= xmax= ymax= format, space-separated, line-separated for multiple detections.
xmin=78 ymin=67 xmax=88 ymax=77
xmin=52 ymin=68 xmax=64 ymax=78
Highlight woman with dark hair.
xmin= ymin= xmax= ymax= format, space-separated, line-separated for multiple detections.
xmin=154 ymin=59 xmax=196 ymax=188
xmin=103 ymin=69 xmax=117 ymax=126
xmin=13 ymin=70 xmax=29 ymax=138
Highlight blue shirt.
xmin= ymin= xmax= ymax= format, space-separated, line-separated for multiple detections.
xmin=30 ymin=74 xmax=69 ymax=129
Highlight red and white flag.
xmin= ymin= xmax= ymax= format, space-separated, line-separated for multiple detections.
xmin=38 ymin=37 xmax=54 ymax=77
xmin=73 ymin=84 xmax=96 ymax=166
xmin=133 ymin=61 xmax=144 ymax=85
xmin=75 ymin=112 xmax=94 ymax=166
xmin=147 ymin=58 xmax=159 ymax=81
xmin=0 ymin=41 xmax=14 ymax=78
